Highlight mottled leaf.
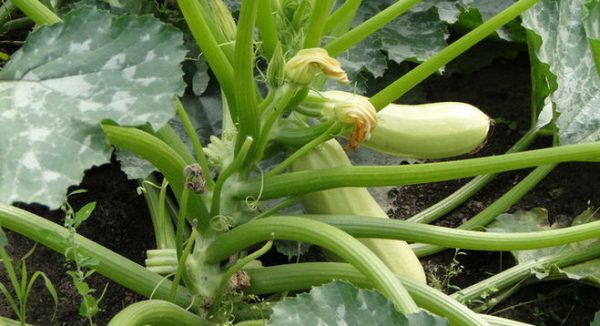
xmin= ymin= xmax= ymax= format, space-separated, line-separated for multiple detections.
xmin=0 ymin=7 xmax=186 ymax=208
xmin=489 ymin=207 xmax=600 ymax=285
xmin=461 ymin=0 xmax=517 ymax=41
xmin=522 ymin=0 xmax=600 ymax=144
xmin=268 ymin=281 xmax=448 ymax=326
xmin=585 ymin=0 xmax=600 ymax=75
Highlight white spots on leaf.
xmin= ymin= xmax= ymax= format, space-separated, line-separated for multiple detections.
xmin=144 ymin=50 xmax=156 ymax=62
xmin=22 ymin=71 xmax=40 ymax=80
xmin=110 ymin=91 xmax=135 ymax=112
xmin=23 ymin=127 xmax=51 ymax=142
xmin=68 ymin=39 xmax=92 ymax=54
xmin=137 ymin=77 xmax=157 ymax=86
xmin=141 ymin=34 xmax=150 ymax=41
xmin=41 ymin=75 xmax=94 ymax=97
xmin=79 ymin=135 xmax=92 ymax=154
xmin=122 ymin=66 xmax=137 ymax=80
xmin=42 ymin=170 xmax=60 ymax=182
xmin=78 ymin=100 xmax=102 ymax=112
xmin=102 ymin=53 xmax=126 ymax=70
xmin=21 ymin=151 xmax=41 ymax=170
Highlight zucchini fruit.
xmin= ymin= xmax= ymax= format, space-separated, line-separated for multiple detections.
xmin=291 ymin=139 xmax=427 ymax=284
xmin=365 ymin=101 xmax=491 ymax=159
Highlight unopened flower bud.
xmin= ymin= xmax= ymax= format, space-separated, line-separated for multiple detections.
xmin=285 ymin=48 xmax=349 ymax=85
xmin=210 ymin=0 xmax=237 ymax=42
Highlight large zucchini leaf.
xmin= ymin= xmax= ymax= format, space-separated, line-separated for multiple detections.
xmin=0 ymin=7 xmax=186 ymax=208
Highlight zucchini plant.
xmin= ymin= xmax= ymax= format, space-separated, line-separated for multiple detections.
xmin=0 ymin=0 xmax=599 ymax=325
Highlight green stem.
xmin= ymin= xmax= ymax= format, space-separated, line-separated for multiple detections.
xmin=245 ymin=262 xmax=489 ymax=326
xmin=272 ymin=120 xmax=337 ymax=145
xmin=253 ymin=196 xmax=302 ymax=219
xmin=302 ymin=0 xmax=334 ymax=48
xmin=10 ymin=0 xmax=60 ymax=25
xmin=368 ymin=0 xmax=541 ymax=111
xmin=411 ymin=164 xmax=556 ymax=257
xmin=304 ymin=214 xmax=600 ymax=251
xmin=323 ymin=0 xmax=362 ymax=35
xmin=176 ymin=99 xmax=214 ymax=190
xmin=256 ymin=0 xmax=278 ymax=59
xmin=0 ymin=204 xmax=193 ymax=307
xmin=175 ymin=188 xmax=191 ymax=257
xmin=176 ymin=0 xmax=236 ymax=112
xmin=0 ymin=17 xmax=33 ymax=34
xmin=204 ymin=216 xmax=419 ymax=314
xmin=171 ymin=228 xmax=197 ymax=302
xmin=211 ymin=137 xmax=254 ymax=218
xmin=325 ymin=0 xmax=421 ymax=57
xmin=252 ymin=84 xmax=299 ymax=165
xmin=407 ymin=129 xmax=539 ymax=223
xmin=142 ymin=176 xmax=176 ymax=249
xmin=234 ymin=0 xmax=260 ymax=150
xmin=156 ymin=124 xmax=196 ymax=164
xmin=452 ymin=241 xmax=600 ymax=306
xmin=0 ymin=0 xmax=16 ymax=26
xmin=266 ymin=122 xmax=342 ymax=176
xmin=107 ymin=300 xmax=214 ymax=326
xmin=234 ymin=141 xmax=600 ymax=199
xmin=211 ymin=240 xmax=273 ymax=315
xmin=102 ymin=125 xmax=210 ymax=223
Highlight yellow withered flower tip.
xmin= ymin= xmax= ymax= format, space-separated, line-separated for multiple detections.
xmin=285 ymin=48 xmax=349 ymax=85
xmin=332 ymin=94 xmax=377 ymax=151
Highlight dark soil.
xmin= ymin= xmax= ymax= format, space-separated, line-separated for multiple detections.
xmin=2 ymin=50 xmax=600 ymax=325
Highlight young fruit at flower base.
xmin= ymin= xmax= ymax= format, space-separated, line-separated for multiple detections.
xmin=364 ymin=102 xmax=491 ymax=159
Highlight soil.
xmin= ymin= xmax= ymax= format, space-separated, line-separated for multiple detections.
xmin=2 ymin=49 xmax=600 ymax=325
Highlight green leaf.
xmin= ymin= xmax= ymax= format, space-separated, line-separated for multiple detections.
xmin=488 ymin=207 xmax=600 ymax=285
xmin=74 ymin=202 xmax=96 ymax=228
xmin=268 ymin=281 xmax=448 ymax=326
xmin=584 ymin=0 xmax=600 ymax=75
xmin=0 ymin=7 xmax=186 ymax=208
xmin=522 ymin=0 xmax=600 ymax=144
xmin=487 ymin=208 xmax=572 ymax=264
xmin=460 ymin=0 xmax=519 ymax=41
xmin=591 ymin=310 xmax=600 ymax=326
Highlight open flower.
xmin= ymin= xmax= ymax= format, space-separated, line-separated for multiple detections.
xmin=285 ymin=48 xmax=349 ymax=85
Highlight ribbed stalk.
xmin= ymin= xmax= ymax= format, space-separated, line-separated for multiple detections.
xmin=107 ymin=300 xmax=214 ymax=326
xmin=234 ymin=141 xmax=600 ymax=199
xmin=304 ymin=215 xmax=600 ymax=251
xmin=10 ymin=0 xmax=60 ymax=25
xmin=204 ymin=216 xmax=419 ymax=313
xmin=0 ymin=205 xmax=192 ymax=307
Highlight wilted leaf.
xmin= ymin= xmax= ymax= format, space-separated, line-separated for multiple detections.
xmin=0 ymin=7 xmax=186 ymax=207
xmin=268 ymin=281 xmax=448 ymax=326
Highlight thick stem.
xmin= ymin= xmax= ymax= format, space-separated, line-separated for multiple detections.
xmin=176 ymin=99 xmax=214 ymax=190
xmin=325 ymin=0 xmax=421 ymax=57
xmin=0 ymin=205 xmax=193 ymax=308
xmin=411 ymin=164 xmax=556 ymax=257
xmin=10 ymin=0 xmax=60 ymax=25
xmin=453 ymin=241 xmax=600 ymax=306
xmin=107 ymin=300 xmax=214 ymax=326
xmin=256 ymin=0 xmax=278 ymax=59
xmin=245 ymin=262 xmax=489 ymax=326
xmin=176 ymin=0 xmax=236 ymax=111
xmin=234 ymin=141 xmax=600 ymax=199
xmin=234 ymin=0 xmax=260 ymax=149
xmin=304 ymin=214 xmax=600 ymax=251
xmin=323 ymin=0 xmax=362 ymax=35
xmin=204 ymin=216 xmax=419 ymax=313
xmin=368 ymin=0 xmax=541 ymax=110
xmin=102 ymin=125 xmax=210 ymax=223
xmin=407 ymin=129 xmax=539 ymax=223
xmin=302 ymin=0 xmax=334 ymax=48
